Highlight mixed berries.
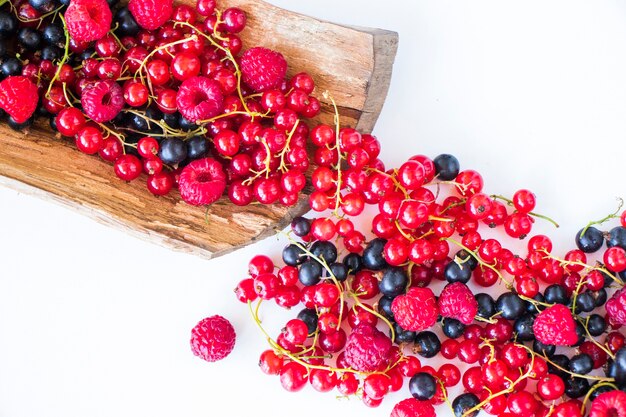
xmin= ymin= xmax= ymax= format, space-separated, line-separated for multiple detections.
xmin=230 ymin=110 xmax=626 ymax=417
xmin=0 ymin=0 xmax=319 ymax=205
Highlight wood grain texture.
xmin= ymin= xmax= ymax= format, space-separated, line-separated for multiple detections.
xmin=0 ymin=0 xmax=398 ymax=259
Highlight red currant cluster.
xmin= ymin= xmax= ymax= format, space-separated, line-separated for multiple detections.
xmin=232 ymin=111 xmax=626 ymax=417
xmin=1 ymin=0 xmax=319 ymax=206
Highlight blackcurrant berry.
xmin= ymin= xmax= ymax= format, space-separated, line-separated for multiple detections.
xmin=342 ymin=253 xmax=363 ymax=275
xmin=0 ymin=12 xmax=18 ymax=38
xmin=409 ymin=372 xmax=437 ymax=400
xmin=2 ymin=57 xmax=22 ymax=77
xmin=607 ymin=226 xmax=626 ymax=250
xmin=564 ymin=377 xmax=589 ymax=399
xmin=377 ymin=295 xmax=394 ymax=320
xmin=442 ymin=318 xmax=465 ymax=339
xmin=443 ymin=261 xmax=472 ymax=284
xmin=548 ymin=354 xmax=570 ymax=379
xmin=114 ymin=7 xmax=140 ymax=37
xmin=159 ymin=138 xmax=187 ymax=165
xmin=544 ymin=284 xmax=569 ymax=305
xmin=495 ymin=292 xmax=526 ymax=320
xmin=362 ymin=238 xmax=388 ymax=270
xmin=452 ymin=393 xmax=480 ymax=417
xmin=291 ymin=216 xmax=310 ymax=237
xmin=414 ymin=331 xmax=440 ymax=358
xmin=43 ymin=23 xmax=64 ymax=47
xmin=569 ymin=353 xmax=593 ymax=375
xmin=393 ymin=323 xmax=417 ymax=344
xmin=328 ymin=262 xmax=348 ymax=282
xmin=433 ymin=153 xmax=460 ymax=181
xmin=296 ymin=308 xmax=318 ymax=335
xmin=587 ymin=314 xmax=607 ymax=336
xmin=17 ymin=27 xmax=42 ymax=51
xmin=475 ymin=293 xmax=496 ymax=318
xmin=455 ymin=249 xmax=478 ymax=270
xmin=186 ymin=136 xmax=208 ymax=160
xmin=575 ymin=226 xmax=604 ymax=253
xmin=533 ymin=339 xmax=555 ymax=357
xmin=513 ymin=313 xmax=535 ymax=341
xmin=574 ymin=291 xmax=595 ymax=313
xmin=379 ymin=267 xmax=408 ymax=297
xmin=282 ymin=243 xmax=306 ymax=266
xmin=310 ymin=241 xmax=338 ymax=264
xmin=298 ymin=259 xmax=322 ymax=286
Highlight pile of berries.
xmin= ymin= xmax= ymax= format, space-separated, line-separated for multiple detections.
xmin=0 ymin=0 xmax=318 ymax=206
xmin=231 ymin=116 xmax=626 ymax=417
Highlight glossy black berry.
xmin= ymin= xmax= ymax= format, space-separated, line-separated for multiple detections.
xmin=442 ymin=318 xmax=465 ymax=339
xmin=377 ymin=295 xmax=395 ymax=320
xmin=0 ymin=12 xmax=17 ymax=38
xmin=544 ymin=284 xmax=569 ymax=305
xmin=2 ymin=57 xmax=22 ymax=78
xmin=162 ymin=112 xmax=179 ymax=129
xmin=533 ymin=339 xmax=555 ymax=357
xmin=282 ymin=244 xmax=306 ymax=266
xmin=29 ymin=0 xmax=57 ymax=13
xmin=587 ymin=314 xmax=607 ymax=336
xmin=310 ymin=241 xmax=337 ymax=264
xmin=576 ymin=226 xmax=604 ymax=253
xmin=363 ymin=238 xmax=388 ymax=270
xmin=328 ymin=262 xmax=348 ymax=282
xmin=114 ymin=7 xmax=140 ymax=37
xmin=608 ymin=347 xmax=626 ymax=386
xmin=608 ymin=226 xmax=626 ymax=250
xmin=593 ymin=288 xmax=608 ymax=307
xmin=433 ymin=154 xmax=460 ymax=181
xmin=342 ymin=253 xmax=363 ymax=275
xmin=297 ymin=308 xmax=318 ymax=335
xmin=41 ymin=45 xmax=62 ymax=61
xmin=548 ymin=354 xmax=571 ymax=379
xmin=589 ymin=383 xmax=615 ymax=401
xmin=514 ymin=313 xmax=535 ymax=341
xmin=186 ymin=136 xmax=207 ymax=160
xmin=574 ymin=291 xmax=595 ymax=313
xmin=158 ymin=138 xmax=187 ymax=165
xmin=475 ymin=293 xmax=496 ymax=319
xmin=569 ymin=353 xmax=593 ymax=375
xmin=452 ymin=393 xmax=480 ymax=417
xmin=393 ymin=323 xmax=417 ymax=344
xmin=444 ymin=261 xmax=472 ymax=284
xmin=409 ymin=372 xmax=437 ymax=400
xmin=179 ymin=115 xmax=198 ymax=131
xmin=17 ymin=27 xmax=42 ymax=51
xmin=42 ymin=23 xmax=64 ymax=47
xmin=528 ymin=293 xmax=545 ymax=313
xmin=379 ymin=267 xmax=408 ymax=297
xmin=290 ymin=216 xmax=310 ymax=237
xmin=496 ymin=292 xmax=526 ymax=320
xmin=565 ymin=377 xmax=589 ymax=399
xmin=414 ymin=331 xmax=440 ymax=358
xmin=298 ymin=259 xmax=322 ymax=286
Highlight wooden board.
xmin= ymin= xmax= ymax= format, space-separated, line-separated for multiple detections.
xmin=0 ymin=0 xmax=398 ymax=259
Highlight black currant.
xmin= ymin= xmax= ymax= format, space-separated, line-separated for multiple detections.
xmin=575 ymin=226 xmax=604 ymax=253
xmin=414 ymin=331 xmax=440 ymax=358
xmin=409 ymin=372 xmax=437 ymax=400
xmin=362 ymin=238 xmax=388 ymax=270
xmin=433 ymin=153 xmax=460 ymax=181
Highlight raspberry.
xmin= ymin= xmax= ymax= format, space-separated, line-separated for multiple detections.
xmin=0 ymin=76 xmax=38 ymax=123
xmin=190 ymin=315 xmax=236 ymax=362
xmin=176 ymin=76 xmax=224 ymax=123
xmin=590 ymin=390 xmax=626 ymax=417
xmin=533 ymin=304 xmax=578 ymax=346
xmin=606 ymin=287 xmax=626 ymax=327
xmin=128 ymin=0 xmax=173 ymax=31
xmin=391 ymin=398 xmax=436 ymax=417
xmin=178 ymin=157 xmax=227 ymax=206
xmin=240 ymin=47 xmax=287 ymax=92
xmin=438 ymin=282 xmax=478 ymax=325
xmin=343 ymin=324 xmax=392 ymax=372
xmin=64 ymin=0 xmax=112 ymax=43
xmin=81 ymin=80 xmax=124 ymax=123
xmin=391 ymin=287 xmax=438 ymax=331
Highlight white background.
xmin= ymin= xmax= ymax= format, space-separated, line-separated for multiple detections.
xmin=1 ymin=1 xmax=625 ymax=416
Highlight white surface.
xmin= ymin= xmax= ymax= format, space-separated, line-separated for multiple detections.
xmin=1 ymin=1 xmax=625 ymax=416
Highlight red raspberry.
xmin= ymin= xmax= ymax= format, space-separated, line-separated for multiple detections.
xmin=81 ymin=79 xmax=124 ymax=123
xmin=606 ymin=287 xmax=626 ymax=327
xmin=240 ymin=47 xmax=287 ymax=92
xmin=391 ymin=398 xmax=436 ymax=417
xmin=190 ymin=315 xmax=236 ymax=362
xmin=128 ymin=0 xmax=173 ymax=31
xmin=176 ymin=76 xmax=224 ymax=123
xmin=391 ymin=287 xmax=438 ymax=331
xmin=0 ymin=76 xmax=38 ymax=123
xmin=590 ymin=390 xmax=626 ymax=417
xmin=438 ymin=282 xmax=478 ymax=325
xmin=64 ymin=0 xmax=112 ymax=43
xmin=533 ymin=304 xmax=578 ymax=346
xmin=343 ymin=324 xmax=392 ymax=372
xmin=178 ymin=157 xmax=227 ymax=206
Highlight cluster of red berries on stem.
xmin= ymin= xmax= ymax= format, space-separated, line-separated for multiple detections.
xmin=233 ymin=101 xmax=626 ymax=417
xmin=0 ymin=0 xmax=320 ymax=207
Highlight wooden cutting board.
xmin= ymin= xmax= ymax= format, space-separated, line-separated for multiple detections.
xmin=0 ymin=0 xmax=398 ymax=259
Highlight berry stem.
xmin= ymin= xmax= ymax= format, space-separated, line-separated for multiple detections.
xmin=580 ymin=197 xmax=624 ymax=238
